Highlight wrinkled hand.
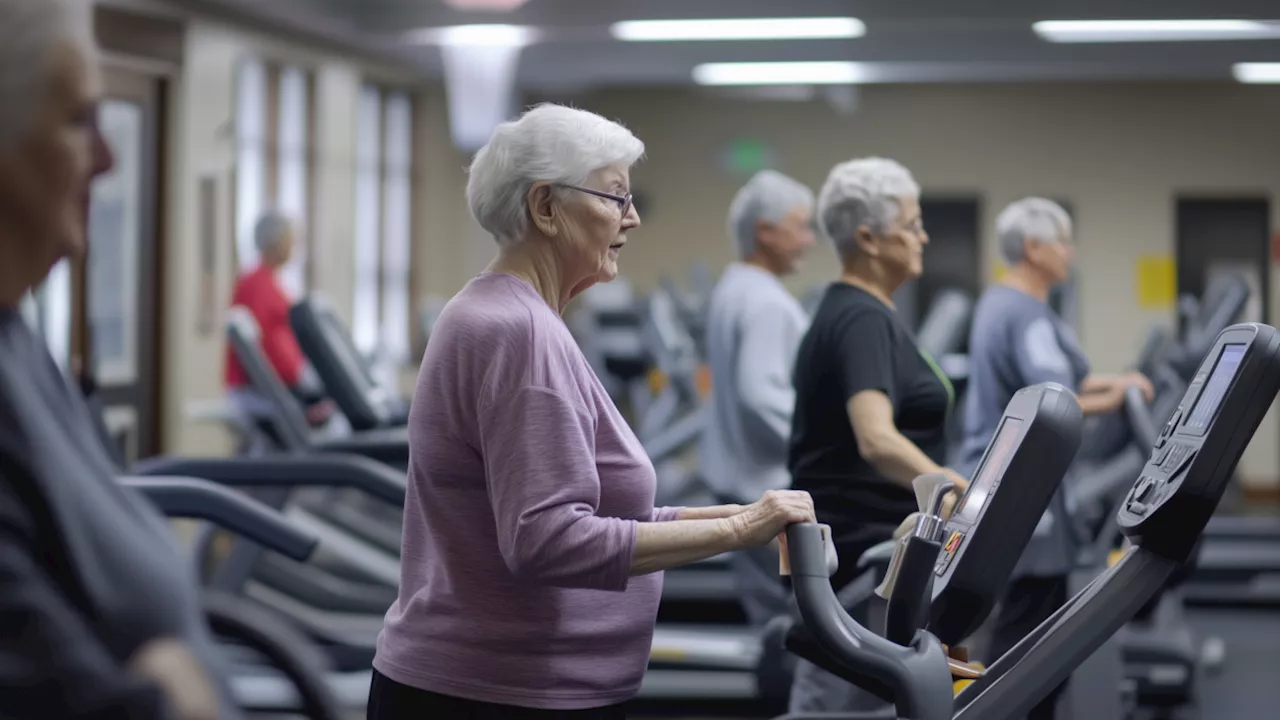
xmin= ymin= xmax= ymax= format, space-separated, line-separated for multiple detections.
xmin=941 ymin=468 xmax=969 ymax=496
xmin=128 ymin=637 xmax=221 ymax=720
xmin=1122 ymin=372 xmax=1156 ymax=402
xmin=730 ymin=489 xmax=817 ymax=548
xmin=939 ymin=468 xmax=969 ymax=519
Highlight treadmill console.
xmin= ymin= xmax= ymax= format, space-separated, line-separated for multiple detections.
xmin=1119 ymin=323 xmax=1280 ymax=559
xmin=929 ymin=383 xmax=1083 ymax=644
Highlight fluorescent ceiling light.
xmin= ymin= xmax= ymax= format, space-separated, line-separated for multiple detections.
xmin=693 ymin=61 xmax=867 ymax=86
xmin=1234 ymin=63 xmax=1280 ymax=83
xmin=612 ymin=17 xmax=865 ymax=42
xmin=1034 ymin=19 xmax=1278 ymax=43
xmin=404 ymin=24 xmax=535 ymax=47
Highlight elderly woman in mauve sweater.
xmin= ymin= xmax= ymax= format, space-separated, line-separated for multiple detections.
xmin=369 ymin=103 xmax=816 ymax=719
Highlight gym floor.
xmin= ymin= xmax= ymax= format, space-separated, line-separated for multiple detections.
xmin=321 ymin=607 xmax=1280 ymax=720
xmin=623 ymin=606 xmax=1280 ymax=719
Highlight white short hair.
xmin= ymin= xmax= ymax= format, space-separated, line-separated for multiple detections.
xmin=817 ymin=157 xmax=920 ymax=260
xmin=254 ymin=210 xmax=292 ymax=253
xmin=727 ymin=170 xmax=815 ymax=259
xmin=996 ymin=197 xmax=1073 ymax=265
xmin=466 ymin=103 xmax=645 ymax=246
xmin=0 ymin=0 xmax=84 ymax=154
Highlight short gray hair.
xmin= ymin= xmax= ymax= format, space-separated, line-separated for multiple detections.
xmin=254 ymin=211 xmax=292 ymax=253
xmin=996 ymin=197 xmax=1072 ymax=265
xmin=817 ymin=157 xmax=920 ymax=259
xmin=727 ymin=170 xmax=815 ymax=259
xmin=466 ymin=103 xmax=645 ymax=246
xmin=0 ymin=0 xmax=84 ymax=154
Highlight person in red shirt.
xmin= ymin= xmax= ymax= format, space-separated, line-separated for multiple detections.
xmin=225 ymin=211 xmax=331 ymax=444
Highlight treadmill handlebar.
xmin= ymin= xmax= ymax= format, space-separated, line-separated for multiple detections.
xmin=885 ymin=534 xmax=942 ymax=647
xmin=1124 ymin=386 xmax=1159 ymax=451
xmin=132 ymin=453 xmax=407 ymax=505
xmin=786 ymin=523 xmax=955 ymax=720
xmin=120 ymin=475 xmax=318 ymax=562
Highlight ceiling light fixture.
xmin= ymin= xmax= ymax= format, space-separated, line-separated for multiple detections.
xmin=612 ymin=17 xmax=865 ymax=42
xmin=692 ymin=61 xmax=868 ymax=86
xmin=403 ymin=23 xmax=535 ymax=47
xmin=1033 ymin=19 xmax=1279 ymax=43
xmin=1234 ymin=62 xmax=1280 ymax=83
xmin=442 ymin=0 xmax=531 ymax=10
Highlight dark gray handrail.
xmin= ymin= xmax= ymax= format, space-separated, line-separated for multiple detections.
xmin=132 ymin=453 xmax=407 ymax=506
xmin=787 ymin=523 xmax=954 ymax=720
xmin=121 ymin=475 xmax=317 ymax=561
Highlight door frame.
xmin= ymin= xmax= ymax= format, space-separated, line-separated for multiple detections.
xmin=79 ymin=60 xmax=169 ymax=459
xmin=1173 ymin=194 xmax=1271 ymax=328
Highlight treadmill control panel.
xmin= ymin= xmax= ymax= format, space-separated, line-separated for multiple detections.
xmin=927 ymin=383 xmax=1083 ymax=645
xmin=1119 ymin=324 xmax=1280 ymax=556
xmin=933 ymin=530 xmax=964 ymax=576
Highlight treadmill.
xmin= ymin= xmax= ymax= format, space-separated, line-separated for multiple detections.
xmin=289 ymin=294 xmax=411 ymax=433
xmin=123 ymin=475 xmax=367 ymax=715
xmin=288 ymin=295 xmax=414 ymax=552
xmin=782 ymin=381 xmax=1083 ymax=715
xmin=775 ymin=321 xmax=1280 ymax=719
xmin=226 ymin=307 xmax=410 ymax=468
xmin=129 ymin=453 xmax=407 ymax=663
xmin=644 ymin=382 xmax=1084 ymax=706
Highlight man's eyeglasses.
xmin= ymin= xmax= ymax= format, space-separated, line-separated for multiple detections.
xmin=558 ymin=184 xmax=634 ymax=219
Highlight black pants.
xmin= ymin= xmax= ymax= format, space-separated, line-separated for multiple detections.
xmin=987 ymin=575 xmax=1069 ymax=720
xmin=367 ymin=669 xmax=628 ymax=719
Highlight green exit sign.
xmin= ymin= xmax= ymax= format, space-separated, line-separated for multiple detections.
xmin=721 ymin=138 xmax=775 ymax=174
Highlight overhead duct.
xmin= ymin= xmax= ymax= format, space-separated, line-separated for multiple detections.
xmin=434 ymin=25 xmax=535 ymax=153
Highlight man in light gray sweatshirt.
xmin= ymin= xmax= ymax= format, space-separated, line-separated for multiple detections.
xmin=699 ymin=170 xmax=817 ymax=626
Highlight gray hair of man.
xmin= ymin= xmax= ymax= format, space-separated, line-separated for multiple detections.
xmin=254 ymin=211 xmax=293 ymax=255
xmin=817 ymin=157 xmax=920 ymax=260
xmin=0 ymin=0 xmax=92 ymax=154
xmin=996 ymin=197 xmax=1073 ymax=265
xmin=726 ymin=170 xmax=815 ymax=259
xmin=466 ymin=103 xmax=645 ymax=246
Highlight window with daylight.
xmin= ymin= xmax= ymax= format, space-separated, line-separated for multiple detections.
xmin=234 ymin=57 xmax=314 ymax=298
xmin=353 ymin=84 xmax=416 ymax=363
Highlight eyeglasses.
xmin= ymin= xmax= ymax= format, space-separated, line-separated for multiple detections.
xmin=900 ymin=217 xmax=925 ymax=236
xmin=558 ymin=184 xmax=634 ymax=219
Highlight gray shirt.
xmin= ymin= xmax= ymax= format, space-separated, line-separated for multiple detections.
xmin=0 ymin=309 xmax=241 ymax=719
xmin=699 ymin=263 xmax=810 ymax=502
xmin=960 ymin=285 xmax=1091 ymax=577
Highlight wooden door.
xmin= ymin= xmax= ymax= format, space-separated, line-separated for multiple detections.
xmin=77 ymin=65 xmax=165 ymax=463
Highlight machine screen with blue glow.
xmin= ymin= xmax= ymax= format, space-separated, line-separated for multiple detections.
xmin=954 ymin=417 xmax=1024 ymax=524
xmin=1185 ymin=343 xmax=1246 ymax=433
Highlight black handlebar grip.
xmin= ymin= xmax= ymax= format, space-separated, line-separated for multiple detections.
xmin=885 ymin=535 xmax=942 ymax=646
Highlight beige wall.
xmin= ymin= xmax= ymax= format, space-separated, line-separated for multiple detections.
xmin=534 ymin=83 xmax=1280 ymax=486
xmin=135 ymin=8 xmax=1280 ymax=487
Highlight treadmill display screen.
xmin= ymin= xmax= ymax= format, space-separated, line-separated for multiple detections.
xmin=1185 ymin=343 xmax=1246 ymax=433
xmin=954 ymin=417 xmax=1024 ymax=524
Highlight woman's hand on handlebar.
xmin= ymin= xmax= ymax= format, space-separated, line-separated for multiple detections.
xmin=1122 ymin=372 xmax=1155 ymax=402
xmin=128 ymin=637 xmax=221 ymax=720
xmin=730 ymin=489 xmax=817 ymax=548
xmin=937 ymin=468 xmax=969 ymax=519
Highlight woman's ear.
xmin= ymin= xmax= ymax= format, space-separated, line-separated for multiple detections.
xmin=527 ymin=183 xmax=558 ymax=237
xmin=854 ymin=225 xmax=879 ymax=257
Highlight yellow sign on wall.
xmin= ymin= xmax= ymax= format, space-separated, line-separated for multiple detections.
xmin=992 ymin=263 xmax=1008 ymax=282
xmin=1135 ymin=255 xmax=1176 ymax=309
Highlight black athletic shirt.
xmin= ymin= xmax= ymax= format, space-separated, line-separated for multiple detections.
xmin=0 ymin=309 xmax=241 ymax=719
xmin=789 ymin=283 xmax=952 ymax=590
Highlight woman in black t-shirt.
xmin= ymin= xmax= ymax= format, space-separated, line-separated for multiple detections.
xmin=789 ymin=157 xmax=970 ymax=593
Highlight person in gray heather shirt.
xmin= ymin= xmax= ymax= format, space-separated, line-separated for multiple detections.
xmin=961 ymin=197 xmax=1153 ymax=720
xmin=699 ymin=170 xmax=817 ymax=626
xmin=0 ymin=1 xmax=236 ymax=718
